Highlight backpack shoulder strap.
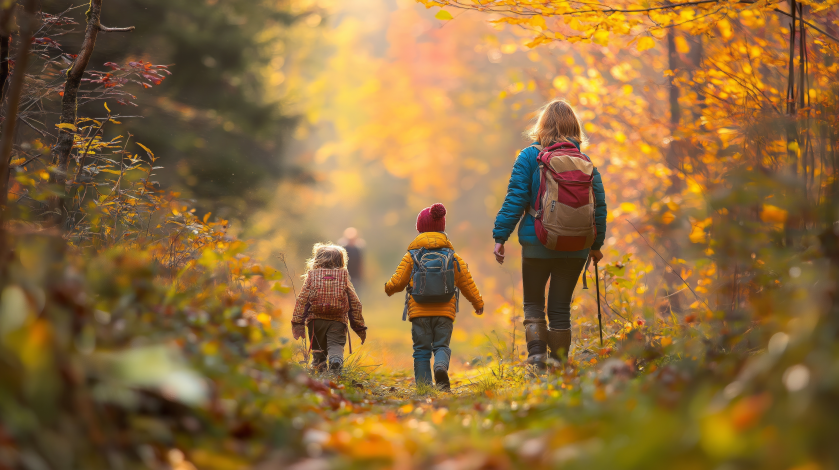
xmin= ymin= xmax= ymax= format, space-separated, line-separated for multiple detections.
xmin=440 ymin=247 xmax=459 ymax=272
xmin=408 ymin=248 xmax=424 ymax=272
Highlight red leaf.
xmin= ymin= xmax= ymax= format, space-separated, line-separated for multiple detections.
xmin=142 ymin=73 xmax=163 ymax=85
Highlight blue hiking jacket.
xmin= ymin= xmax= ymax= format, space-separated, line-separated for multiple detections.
xmin=492 ymin=141 xmax=607 ymax=259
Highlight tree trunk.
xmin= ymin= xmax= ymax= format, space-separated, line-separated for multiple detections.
xmin=0 ymin=5 xmax=14 ymax=104
xmin=0 ymin=0 xmax=39 ymax=282
xmin=48 ymin=0 xmax=106 ymax=225
xmin=689 ymin=35 xmax=704 ymax=124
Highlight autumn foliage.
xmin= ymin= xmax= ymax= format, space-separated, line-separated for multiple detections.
xmin=0 ymin=0 xmax=838 ymax=469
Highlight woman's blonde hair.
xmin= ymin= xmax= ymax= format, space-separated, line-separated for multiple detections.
xmin=303 ymin=243 xmax=348 ymax=280
xmin=525 ymin=99 xmax=587 ymax=147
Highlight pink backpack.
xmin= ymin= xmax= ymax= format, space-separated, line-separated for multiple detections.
xmin=526 ymin=142 xmax=597 ymax=251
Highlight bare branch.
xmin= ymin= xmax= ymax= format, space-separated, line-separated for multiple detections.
xmin=773 ymin=7 xmax=839 ymax=43
xmin=98 ymin=24 xmax=135 ymax=33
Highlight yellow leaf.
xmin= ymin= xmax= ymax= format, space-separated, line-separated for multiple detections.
xmin=592 ymin=30 xmax=609 ymax=46
xmin=675 ymin=36 xmax=690 ymax=53
xmin=529 ymin=15 xmax=546 ymax=30
xmin=525 ymin=36 xmax=552 ymax=48
xmin=717 ymin=19 xmax=732 ymax=39
xmin=636 ymin=36 xmax=655 ymax=52
xmin=760 ymin=205 xmax=788 ymax=224
xmin=435 ymin=9 xmax=453 ymax=20
xmin=661 ymin=336 xmax=673 ymax=346
xmin=650 ymin=28 xmax=667 ymax=39
xmin=619 ymin=202 xmax=636 ymax=213
xmin=99 ymin=169 xmax=121 ymax=175
xmin=256 ymin=313 xmax=272 ymax=327
xmin=104 ymin=102 xmax=111 ymax=113
xmin=689 ymin=217 xmax=712 ymax=243
xmin=136 ymin=142 xmax=155 ymax=158
xmin=56 ymin=123 xmax=77 ymax=132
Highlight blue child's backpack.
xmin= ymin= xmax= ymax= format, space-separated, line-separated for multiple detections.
xmin=402 ymin=247 xmax=460 ymax=321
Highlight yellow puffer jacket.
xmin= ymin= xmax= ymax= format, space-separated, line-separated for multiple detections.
xmin=385 ymin=232 xmax=483 ymax=321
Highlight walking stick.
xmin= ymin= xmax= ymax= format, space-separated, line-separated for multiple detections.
xmin=594 ymin=259 xmax=603 ymax=347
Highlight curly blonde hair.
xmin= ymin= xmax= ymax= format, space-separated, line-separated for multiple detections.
xmin=303 ymin=243 xmax=348 ymax=280
xmin=525 ymin=99 xmax=587 ymax=148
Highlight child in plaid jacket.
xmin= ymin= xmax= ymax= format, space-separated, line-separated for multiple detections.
xmin=291 ymin=243 xmax=367 ymax=372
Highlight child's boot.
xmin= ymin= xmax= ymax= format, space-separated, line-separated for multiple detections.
xmin=546 ymin=328 xmax=572 ymax=365
xmin=525 ymin=323 xmax=549 ymax=370
xmin=434 ymin=366 xmax=451 ymax=392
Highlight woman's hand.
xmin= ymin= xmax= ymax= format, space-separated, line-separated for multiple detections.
xmin=494 ymin=243 xmax=505 ymax=265
xmin=590 ymin=249 xmax=604 ymax=263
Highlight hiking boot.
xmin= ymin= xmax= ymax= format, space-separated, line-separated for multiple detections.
xmin=328 ymin=357 xmax=343 ymax=373
xmin=546 ymin=328 xmax=572 ymax=364
xmin=434 ymin=367 xmax=451 ymax=392
xmin=525 ymin=323 xmax=549 ymax=369
xmin=311 ymin=360 xmax=327 ymax=374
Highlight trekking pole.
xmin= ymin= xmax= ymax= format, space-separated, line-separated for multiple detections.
xmin=594 ymin=259 xmax=603 ymax=347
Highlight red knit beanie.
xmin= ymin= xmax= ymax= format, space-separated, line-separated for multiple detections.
xmin=416 ymin=203 xmax=447 ymax=233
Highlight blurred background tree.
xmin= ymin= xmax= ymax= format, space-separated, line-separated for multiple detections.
xmin=40 ymin=0 xmax=319 ymax=218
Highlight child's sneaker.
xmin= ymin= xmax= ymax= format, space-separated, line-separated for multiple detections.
xmin=328 ymin=357 xmax=343 ymax=373
xmin=434 ymin=367 xmax=451 ymax=392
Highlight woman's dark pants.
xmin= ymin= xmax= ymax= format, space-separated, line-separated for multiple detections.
xmin=522 ymin=257 xmax=586 ymax=359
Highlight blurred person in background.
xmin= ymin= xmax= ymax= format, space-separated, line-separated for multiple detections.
xmin=339 ymin=227 xmax=366 ymax=294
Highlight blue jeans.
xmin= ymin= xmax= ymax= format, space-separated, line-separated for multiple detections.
xmin=522 ymin=257 xmax=587 ymax=330
xmin=411 ymin=316 xmax=453 ymax=384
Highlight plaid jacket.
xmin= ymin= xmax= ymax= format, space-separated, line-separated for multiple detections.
xmin=291 ymin=268 xmax=366 ymax=333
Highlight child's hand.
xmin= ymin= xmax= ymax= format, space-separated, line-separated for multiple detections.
xmin=292 ymin=323 xmax=306 ymax=340
xmin=356 ymin=329 xmax=367 ymax=345
xmin=475 ymin=307 xmax=484 ymax=315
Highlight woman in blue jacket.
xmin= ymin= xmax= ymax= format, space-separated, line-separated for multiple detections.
xmin=493 ymin=99 xmax=607 ymax=368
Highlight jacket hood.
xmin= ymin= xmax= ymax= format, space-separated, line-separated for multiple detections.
xmin=407 ymin=232 xmax=453 ymax=250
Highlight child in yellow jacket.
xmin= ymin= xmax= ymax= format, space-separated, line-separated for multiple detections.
xmin=385 ymin=203 xmax=484 ymax=391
